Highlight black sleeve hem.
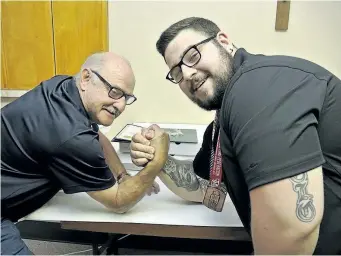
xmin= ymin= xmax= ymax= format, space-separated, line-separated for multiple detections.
xmin=248 ymin=152 xmax=325 ymax=191
xmin=62 ymin=179 xmax=116 ymax=194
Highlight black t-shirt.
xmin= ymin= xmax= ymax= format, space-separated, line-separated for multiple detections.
xmin=193 ymin=49 xmax=341 ymax=254
xmin=1 ymin=75 xmax=116 ymax=222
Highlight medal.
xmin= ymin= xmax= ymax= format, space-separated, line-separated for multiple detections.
xmin=203 ymin=186 xmax=226 ymax=212
xmin=203 ymin=112 xmax=226 ymax=212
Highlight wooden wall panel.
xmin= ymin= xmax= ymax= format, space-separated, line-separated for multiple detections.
xmin=1 ymin=1 xmax=55 ymax=90
xmin=52 ymin=1 xmax=108 ymax=75
xmin=275 ymin=0 xmax=291 ymax=31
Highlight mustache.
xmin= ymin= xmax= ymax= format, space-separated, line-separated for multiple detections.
xmin=104 ymin=107 xmax=121 ymax=117
xmin=190 ymin=74 xmax=208 ymax=94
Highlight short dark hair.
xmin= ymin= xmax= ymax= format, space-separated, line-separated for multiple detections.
xmin=156 ymin=17 xmax=221 ymax=57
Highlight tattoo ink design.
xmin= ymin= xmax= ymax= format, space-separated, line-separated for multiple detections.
xmin=198 ymin=177 xmax=227 ymax=194
xmin=290 ymin=173 xmax=316 ymax=222
xmin=198 ymin=178 xmax=209 ymax=192
xmin=163 ymin=158 xmax=200 ymax=191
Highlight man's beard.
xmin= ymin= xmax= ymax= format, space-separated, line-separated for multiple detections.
xmin=193 ymin=47 xmax=234 ymax=111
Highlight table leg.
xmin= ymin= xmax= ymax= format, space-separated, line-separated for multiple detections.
xmin=106 ymin=234 xmax=131 ymax=255
xmin=90 ymin=234 xmax=130 ymax=255
xmin=106 ymin=243 xmax=118 ymax=255
xmin=92 ymin=243 xmax=100 ymax=255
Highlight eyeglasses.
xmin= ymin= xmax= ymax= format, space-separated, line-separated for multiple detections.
xmin=166 ymin=35 xmax=216 ymax=84
xmin=91 ymin=69 xmax=137 ymax=105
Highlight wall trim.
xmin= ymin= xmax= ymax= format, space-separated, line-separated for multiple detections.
xmin=0 ymin=89 xmax=29 ymax=98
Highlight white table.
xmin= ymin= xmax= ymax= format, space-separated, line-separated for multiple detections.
xmin=23 ymin=175 xmax=248 ymax=241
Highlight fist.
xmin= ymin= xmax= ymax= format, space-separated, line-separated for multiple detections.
xmin=148 ymin=125 xmax=170 ymax=168
xmin=130 ymin=125 xmax=169 ymax=168
xmin=130 ymin=127 xmax=156 ymax=167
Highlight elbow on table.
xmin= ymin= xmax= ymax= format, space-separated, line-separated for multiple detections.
xmin=87 ymin=185 xmax=136 ymax=214
xmin=105 ymin=199 xmax=133 ymax=214
xmin=108 ymin=206 xmax=130 ymax=214
xmin=176 ymin=191 xmax=203 ymax=203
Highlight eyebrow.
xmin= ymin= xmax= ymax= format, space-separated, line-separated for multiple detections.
xmin=168 ymin=43 xmax=196 ymax=70
xmin=92 ymin=70 xmax=132 ymax=95
xmin=110 ymin=83 xmax=132 ymax=96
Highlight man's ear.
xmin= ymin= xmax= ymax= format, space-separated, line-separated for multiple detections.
xmin=216 ymin=31 xmax=230 ymax=48
xmin=80 ymin=69 xmax=91 ymax=91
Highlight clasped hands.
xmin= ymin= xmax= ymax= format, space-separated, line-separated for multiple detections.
xmin=130 ymin=124 xmax=170 ymax=196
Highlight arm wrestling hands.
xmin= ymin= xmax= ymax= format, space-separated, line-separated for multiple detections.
xmin=130 ymin=125 xmax=206 ymax=202
xmin=120 ymin=126 xmax=164 ymax=196
xmin=130 ymin=125 xmax=158 ymax=166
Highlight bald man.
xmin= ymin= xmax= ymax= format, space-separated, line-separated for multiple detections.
xmin=1 ymin=52 xmax=170 ymax=255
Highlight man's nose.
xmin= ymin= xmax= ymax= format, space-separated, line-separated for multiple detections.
xmin=181 ymin=65 xmax=196 ymax=81
xmin=113 ymin=97 xmax=126 ymax=111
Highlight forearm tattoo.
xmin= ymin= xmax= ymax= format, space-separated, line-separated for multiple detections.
xmin=290 ymin=173 xmax=316 ymax=222
xmin=198 ymin=177 xmax=209 ymax=192
xmin=163 ymin=157 xmax=200 ymax=191
xmin=197 ymin=177 xmax=227 ymax=194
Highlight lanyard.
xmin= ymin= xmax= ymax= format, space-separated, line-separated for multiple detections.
xmin=209 ymin=111 xmax=223 ymax=187
xmin=203 ymin=111 xmax=226 ymax=212
xmin=209 ymin=130 xmax=223 ymax=187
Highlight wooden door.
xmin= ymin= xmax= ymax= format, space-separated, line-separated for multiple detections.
xmin=52 ymin=1 xmax=108 ymax=75
xmin=1 ymin=1 xmax=55 ymax=90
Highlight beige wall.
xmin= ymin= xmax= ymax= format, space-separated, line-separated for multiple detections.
xmin=106 ymin=0 xmax=341 ymax=137
xmin=1 ymin=98 xmax=16 ymax=108
xmin=2 ymin=1 xmax=341 ymax=138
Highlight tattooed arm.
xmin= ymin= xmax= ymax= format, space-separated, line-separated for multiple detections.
xmin=157 ymin=156 xmax=203 ymax=202
xmin=157 ymin=156 xmax=226 ymax=202
xmin=250 ymin=166 xmax=324 ymax=254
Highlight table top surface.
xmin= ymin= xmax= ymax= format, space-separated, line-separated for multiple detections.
xmin=22 ymin=123 xmax=243 ymax=228
xmin=23 ymin=176 xmax=243 ymax=228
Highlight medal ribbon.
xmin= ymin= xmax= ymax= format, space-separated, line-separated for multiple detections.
xmin=209 ymin=111 xmax=223 ymax=187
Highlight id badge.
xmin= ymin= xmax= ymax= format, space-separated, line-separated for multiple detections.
xmin=203 ymin=186 xmax=226 ymax=212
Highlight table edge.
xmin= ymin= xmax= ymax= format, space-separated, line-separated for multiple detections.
xmin=61 ymin=221 xmax=251 ymax=241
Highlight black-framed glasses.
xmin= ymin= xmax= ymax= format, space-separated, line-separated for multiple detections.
xmin=91 ymin=69 xmax=137 ymax=105
xmin=166 ymin=35 xmax=216 ymax=84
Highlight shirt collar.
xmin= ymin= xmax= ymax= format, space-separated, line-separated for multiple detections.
xmin=64 ymin=77 xmax=91 ymax=121
xmin=232 ymin=48 xmax=249 ymax=74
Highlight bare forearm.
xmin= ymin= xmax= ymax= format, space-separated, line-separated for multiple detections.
xmin=88 ymin=162 xmax=161 ymax=214
xmin=114 ymin=133 xmax=169 ymax=212
xmin=89 ymin=132 xmax=169 ymax=214
xmin=113 ymin=162 xmax=162 ymax=212
xmin=96 ymin=131 xmax=152 ymax=213
xmin=98 ymin=131 xmax=126 ymax=178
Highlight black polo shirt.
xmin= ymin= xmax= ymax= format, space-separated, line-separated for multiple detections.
xmin=193 ymin=49 xmax=341 ymax=254
xmin=1 ymin=75 xmax=115 ymax=222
